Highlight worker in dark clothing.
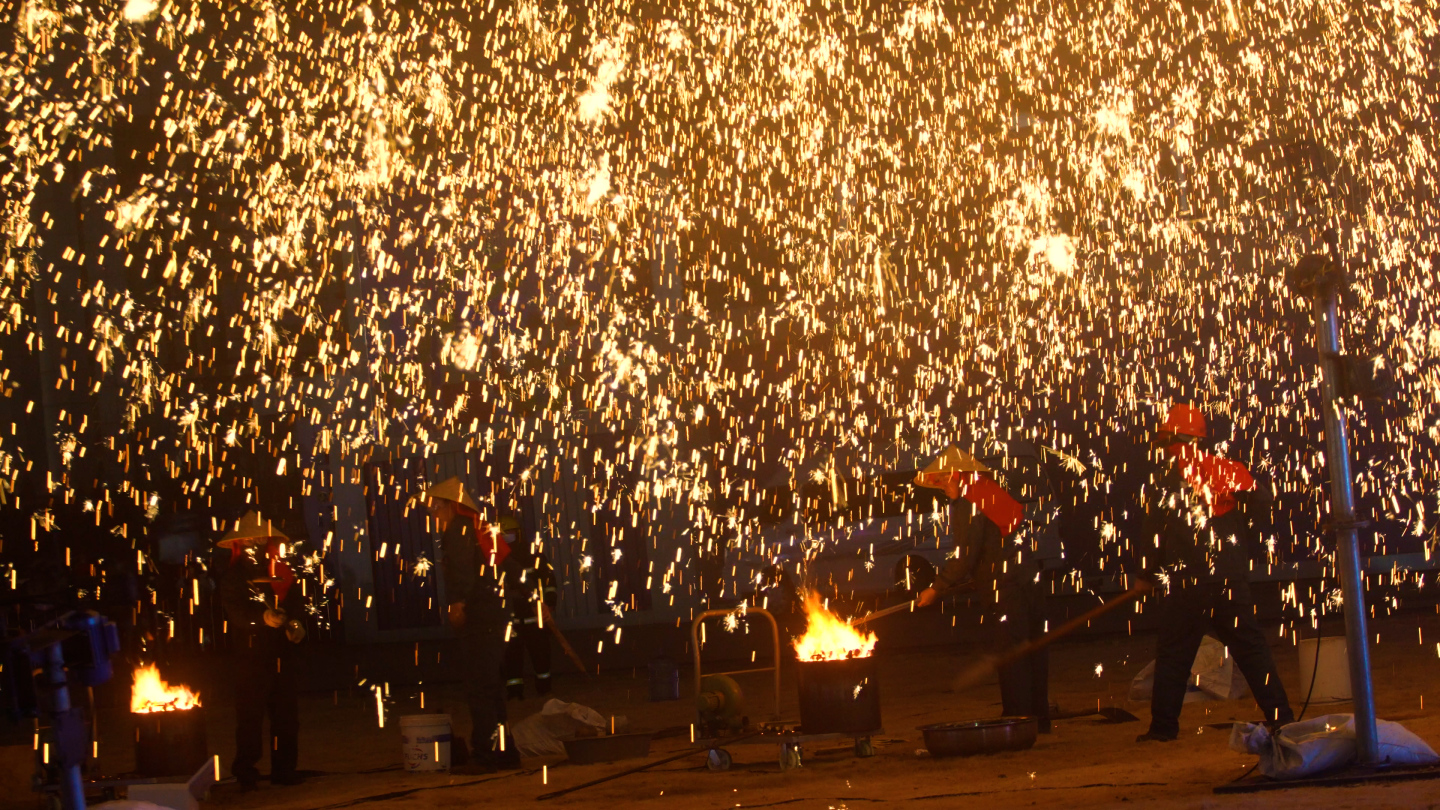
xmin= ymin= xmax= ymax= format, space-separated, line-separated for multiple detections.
xmin=218 ymin=512 xmax=307 ymax=790
xmin=423 ymin=477 xmax=521 ymax=772
xmin=915 ymin=445 xmax=1051 ymax=732
xmin=500 ymin=516 xmax=556 ymax=700
xmin=1136 ymin=403 xmax=1294 ymax=743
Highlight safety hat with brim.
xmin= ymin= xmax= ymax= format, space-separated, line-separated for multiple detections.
xmin=412 ymin=476 xmax=481 ymax=515
xmin=218 ymin=511 xmax=289 ymax=548
xmin=1159 ymin=403 xmax=1206 ymax=440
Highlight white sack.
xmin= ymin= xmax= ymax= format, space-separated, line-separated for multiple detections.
xmin=510 ymin=698 xmax=607 ymax=757
xmin=1230 ymin=713 xmax=1440 ymax=779
xmin=1129 ymin=635 xmax=1250 ymax=702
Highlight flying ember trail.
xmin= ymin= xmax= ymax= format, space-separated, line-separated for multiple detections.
xmin=0 ymin=0 xmax=1436 ymax=632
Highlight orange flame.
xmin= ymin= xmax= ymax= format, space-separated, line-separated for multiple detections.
xmin=131 ymin=664 xmax=201 ymax=713
xmin=793 ymin=592 xmax=877 ymax=661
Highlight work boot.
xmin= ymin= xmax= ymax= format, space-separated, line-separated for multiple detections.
xmin=1135 ymin=730 xmax=1177 ymax=743
xmin=506 ymin=683 xmax=525 ymax=701
xmin=234 ymin=766 xmax=260 ymax=792
xmin=535 ymin=674 xmax=553 ymax=696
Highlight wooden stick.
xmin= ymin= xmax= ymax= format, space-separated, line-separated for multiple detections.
xmin=998 ymin=580 xmax=1153 ymax=664
xmin=952 ymin=581 xmax=1153 ymax=689
xmin=851 ymin=580 xmax=977 ymax=626
xmin=850 ymin=600 xmax=916 ymax=626
xmin=541 ymin=604 xmax=590 ymax=677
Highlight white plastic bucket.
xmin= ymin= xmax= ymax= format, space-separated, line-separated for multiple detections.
xmin=1297 ymin=636 xmax=1352 ymax=702
xmin=400 ymin=714 xmax=453 ymax=772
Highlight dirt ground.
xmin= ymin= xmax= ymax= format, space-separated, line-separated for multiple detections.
xmin=66 ymin=612 xmax=1440 ymax=809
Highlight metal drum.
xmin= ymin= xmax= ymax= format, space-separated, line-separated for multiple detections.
xmin=795 ymin=655 xmax=881 ymax=735
xmin=135 ymin=707 xmax=209 ymax=777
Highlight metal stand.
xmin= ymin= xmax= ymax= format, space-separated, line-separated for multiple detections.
xmin=1305 ymin=255 xmax=1378 ymax=765
xmin=690 ymin=607 xmax=782 ymax=720
xmin=41 ymin=643 xmax=86 ymax=810
xmin=1217 ymin=254 xmax=1440 ymax=795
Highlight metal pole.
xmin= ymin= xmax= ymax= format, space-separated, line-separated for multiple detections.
xmin=1313 ymin=290 xmax=1380 ymax=766
xmin=42 ymin=643 xmax=86 ymax=810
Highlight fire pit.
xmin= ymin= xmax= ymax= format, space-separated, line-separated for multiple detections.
xmin=796 ymin=656 xmax=881 ymax=735
xmin=131 ymin=664 xmax=208 ymax=778
xmin=792 ymin=595 xmax=882 ymax=736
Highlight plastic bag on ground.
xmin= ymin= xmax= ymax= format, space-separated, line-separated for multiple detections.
xmin=1230 ymin=713 xmax=1440 ymax=779
xmin=1128 ymin=635 xmax=1250 ymax=702
xmin=510 ymin=698 xmax=608 ymax=757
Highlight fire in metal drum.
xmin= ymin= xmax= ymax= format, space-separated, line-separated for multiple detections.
xmin=795 ymin=656 xmax=881 ymax=735
xmin=135 ymin=707 xmax=209 ymax=778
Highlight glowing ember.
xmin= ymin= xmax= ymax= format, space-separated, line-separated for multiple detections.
xmin=793 ymin=593 xmax=877 ymax=662
xmin=131 ymin=664 xmax=201 ymax=714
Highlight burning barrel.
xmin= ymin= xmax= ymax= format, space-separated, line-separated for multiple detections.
xmin=792 ymin=594 xmax=882 ymax=735
xmin=131 ymin=664 xmax=209 ymax=778
xmin=796 ymin=656 xmax=881 ymax=734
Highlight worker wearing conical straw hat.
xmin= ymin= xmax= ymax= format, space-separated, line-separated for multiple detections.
xmin=1135 ymin=403 xmax=1294 ymax=743
xmin=914 ymin=440 xmax=1053 ymax=733
xmin=217 ymin=510 xmax=307 ymax=789
xmin=418 ymin=477 xmax=520 ymax=772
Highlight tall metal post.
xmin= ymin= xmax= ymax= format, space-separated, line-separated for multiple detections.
xmin=42 ymin=643 xmax=87 ymax=810
xmin=1312 ymin=286 xmax=1380 ymax=766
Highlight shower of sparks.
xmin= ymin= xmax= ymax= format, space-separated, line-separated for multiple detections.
xmin=0 ymin=0 xmax=1437 ymax=637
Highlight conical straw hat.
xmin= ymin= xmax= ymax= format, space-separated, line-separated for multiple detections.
xmin=920 ymin=445 xmax=990 ymax=476
xmin=218 ymin=511 xmax=288 ymax=548
xmin=415 ymin=476 xmax=481 ymax=515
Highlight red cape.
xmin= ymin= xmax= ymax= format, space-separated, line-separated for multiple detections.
xmin=956 ymin=471 xmax=1026 ymax=536
xmin=1166 ymin=443 xmax=1255 ymax=517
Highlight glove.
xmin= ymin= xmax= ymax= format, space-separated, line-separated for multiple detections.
xmin=285 ymin=620 xmax=306 ymax=643
xmin=263 ymin=608 xmax=287 ymax=629
xmin=448 ymin=603 xmax=466 ymax=630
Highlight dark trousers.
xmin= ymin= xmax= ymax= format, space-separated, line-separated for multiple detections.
xmin=1149 ymin=579 xmax=1294 ymax=738
xmin=233 ymin=652 xmax=299 ymax=780
xmin=460 ymin=626 xmax=509 ymax=760
xmin=993 ymin=577 xmax=1050 ymax=725
xmin=503 ymin=621 xmax=553 ymax=695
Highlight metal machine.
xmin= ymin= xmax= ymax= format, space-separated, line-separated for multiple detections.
xmin=2 ymin=610 xmax=122 ymax=810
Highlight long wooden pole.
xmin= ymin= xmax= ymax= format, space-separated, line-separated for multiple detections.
xmin=952 ymin=580 xmax=1152 ymax=689
xmin=541 ymin=604 xmax=590 ymax=677
xmin=992 ymin=580 xmax=1152 ymax=667
xmin=850 ymin=599 xmax=915 ymax=626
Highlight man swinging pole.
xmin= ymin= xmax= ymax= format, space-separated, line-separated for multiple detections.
xmin=914 ymin=444 xmax=1053 ymax=732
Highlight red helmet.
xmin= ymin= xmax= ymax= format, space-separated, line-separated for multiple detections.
xmin=1160 ymin=403 xmax=1206 ymax=440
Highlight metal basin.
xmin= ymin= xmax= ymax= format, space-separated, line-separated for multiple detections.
xmin=918 ymin=717 xmax=1038 ymax=757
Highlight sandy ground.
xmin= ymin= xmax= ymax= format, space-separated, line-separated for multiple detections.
xmin=55 ymin=612 xmax=1440 ymax=809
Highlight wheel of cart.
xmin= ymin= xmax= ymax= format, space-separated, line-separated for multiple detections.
xmin=779 ymin=740 xmax=802 ymax=770
xmin=707 ymin=747 xmax=733 ymax=771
